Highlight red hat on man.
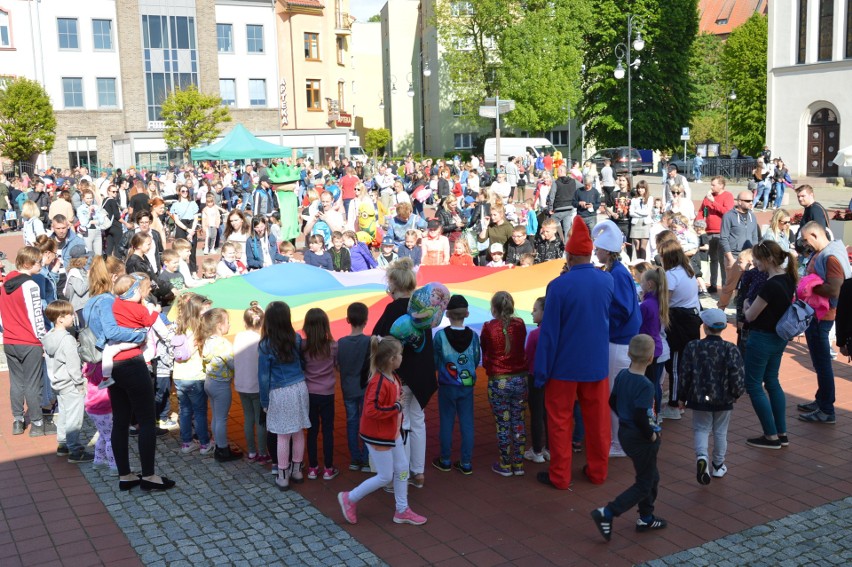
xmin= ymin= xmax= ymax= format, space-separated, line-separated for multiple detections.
xmin=565 ymin=215 xmax=593 ymax=256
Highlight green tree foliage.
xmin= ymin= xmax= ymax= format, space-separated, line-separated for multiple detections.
xmin=580 ymin=0 xmax=699 ymax=150
xmin=688 ymin=33 xmax=726 ymax=150
xmin=364 ymin=128 xmax=391 ymax=155
xmin=161 ymin=85 xmax=231 ymax=160
xmin=0 ymin=78 xmax=56 ymax=163
xmin=499 ymin=0 xmax=591 ymax=134
xmin=367 ymin=14 xmax=381 ymax=22
xmin=720 ymin=13 xmax=767 ymax=157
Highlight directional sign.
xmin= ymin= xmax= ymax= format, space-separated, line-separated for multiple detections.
xmin=480 ymin=98 xmax=515 ymax=118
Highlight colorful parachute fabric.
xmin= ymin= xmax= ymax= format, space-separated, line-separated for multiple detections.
xmin=194 ymin=261 xmax=565 ymax=339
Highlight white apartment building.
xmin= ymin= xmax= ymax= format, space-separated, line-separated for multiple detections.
xmin=767 ymin=0 xmax=852 ymax=178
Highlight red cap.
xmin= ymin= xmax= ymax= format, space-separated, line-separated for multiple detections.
xmin=565 ymin=215 xmax=593 ymax=256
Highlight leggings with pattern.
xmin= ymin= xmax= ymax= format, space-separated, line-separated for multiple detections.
xmin=87 ymin=412 xmax=116 ymax=469
xmin=487 ymin=374 xmax=528 ymax=467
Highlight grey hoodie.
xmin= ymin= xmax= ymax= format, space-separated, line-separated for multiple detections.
xmin=42 ymin=326 xmax=84 ymax=392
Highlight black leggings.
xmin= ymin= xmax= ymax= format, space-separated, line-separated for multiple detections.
xmin=527 ymin=374 xmax=548 ymax=453
xmin=105 ymin=224 xmax=123 ymax=258
xmin=175 ymin=219 xmax=198 ymax=272
xmin=109 ymin=356 xmax=157 ymax=476
xmin=307 ymin=393 xmax=335 ymax=469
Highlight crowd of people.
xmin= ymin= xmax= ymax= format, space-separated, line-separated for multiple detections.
xmin=0 ymin=152 xmax=850 ymax=538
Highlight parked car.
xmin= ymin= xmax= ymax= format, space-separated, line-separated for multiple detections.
xmin=589 ymin=147 xmax=651 ymax=174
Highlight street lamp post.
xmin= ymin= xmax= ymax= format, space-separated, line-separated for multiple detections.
xmin=725 ymin=88 xmax=736 ymax=155
xmin=613 ymin=14 xmax=645 ymax=178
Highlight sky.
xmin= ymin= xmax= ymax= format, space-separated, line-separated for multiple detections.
xmin=349 ymin=0 xmax=386 ymax=22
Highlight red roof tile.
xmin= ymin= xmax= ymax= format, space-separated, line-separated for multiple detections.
xmin=699 ymin=0 xmax=767 ymax=36
xmin=283 ymin=0 xmax=325 ymax=9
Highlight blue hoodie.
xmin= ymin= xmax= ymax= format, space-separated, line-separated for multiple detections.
xmin=433 ymin=326 xmax=481 ymax=387
xmin=608 ymin=260 xmax=642 ymax=345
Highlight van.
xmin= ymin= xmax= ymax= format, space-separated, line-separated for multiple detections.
xmin=484 ymin=137 xmax=556 ymax=169
xmin=588 ymin=147 xmax=651 ymax=174
xmin=340 ymin=146 xmax=368 ymax=164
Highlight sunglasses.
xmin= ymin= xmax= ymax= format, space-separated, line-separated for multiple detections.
xmin=780 ymin=220 xmax=791 ymax=225
xmin=672 ymin=192 xmax=682 ymax=195
xmin=739 ymin=198 xmax=753 ymax=203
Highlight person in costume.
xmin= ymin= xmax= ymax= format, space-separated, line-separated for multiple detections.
xmin=534 ymin=215 xmax=614 ymax=489
xmin=267 ymin=160 xmax=302 ymax=245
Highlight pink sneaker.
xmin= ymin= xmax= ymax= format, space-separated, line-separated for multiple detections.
xmin=307 ymin=466 xmax=319 ymax=480
xmin=393 ymin=507 xmax=427 ymax=525
xmin=338 ymin=491 xmax=357 ymax=524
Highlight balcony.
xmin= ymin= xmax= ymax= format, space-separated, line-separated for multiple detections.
xmin=335 ymin=10 xmax=353 ymax=34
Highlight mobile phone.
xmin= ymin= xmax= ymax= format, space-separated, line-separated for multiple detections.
xmin=483 ymin=203 xmax=491 ymax=217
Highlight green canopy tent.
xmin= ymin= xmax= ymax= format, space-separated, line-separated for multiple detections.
xmin=190 ymin=123 xmax=292 ymax=161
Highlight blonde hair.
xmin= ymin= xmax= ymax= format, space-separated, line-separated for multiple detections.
xmin=279 ymin=241 xmax=296 ymax=254
xmin=385 ymin=257 xmax=416 ymax=294
xmin=243 ymin=301 xmax=264 ymax=330
xmin=15 ymin=246 xmax=42 ymax=269
xmin=172 ymin=238 xmax=191 ymax=252
xmin=176 ymin=292 xmax=211 ymax=335
xmin=21 ymin=200 xmax=40 ymax=220
xmin=114 ymin=273 xmax=151 ymax=299
xmin=641 ymin=267 xmax=670 ymax=327
xmin=196 ymin=308 xmax=230 ymax=353
xmin=628 ymin=334 xmax=655 ymax=364
xmin=369 ymin=335 xmax=402 ymax=376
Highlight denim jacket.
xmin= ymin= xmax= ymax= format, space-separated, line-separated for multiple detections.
xmin=82 ymin=293 xmax=147 ymax=350
xmin=245 ymin=234 xmax=289 ymax=270
xmin=258 ymin=334 xmax=306 ymax=409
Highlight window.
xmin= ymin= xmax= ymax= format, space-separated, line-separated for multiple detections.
xmin=96 ymin=78 xmax=117 ymax=107
xmin=170 ymin=16 xmax=195 ymax=49
xmin=141 ymin=15 xmax=199 ymax=121
xmin=68 ymin=137 xmax=98 ymax=170
xmin=306 ymin=79 xmax=321 ymax=110
xmin=818 ymin=0 xmax=833 ymax=61
xmin=304 ymin=32 xmax=320 ymax=60
xmin=219 ymin=79 xmax=236 ymax=106
xmin=57 ymin=18 xmax=78 ymax=49
xmin=62 ymin=77 xmax=83 ymax=108
xmin=454 ymin=133 xmax=475 ymax=149
xmin=0 ymin=9 xmax=11 ymax=48
xmin=336 ymin=36 xmax=345 ymax=65
xmin=546 ymin=130 xmax=570 ymax=146
xmin=92 ymin=19 xmax=112 ymax=50
xmin=246 ymin=24 xmax=263 ymax=53
xmin=798 ymin=0 xmax=808 ymax=63
xmin=452 ymin=101 xmax=467 ymax=117
xmin=451 ymin=2 xmax=474 ymax=16
xmin=338 ymin=81 xmax=345 ymax=110
xmin=249 ymin=79 xmax=266 ymax=106
xmin=217 ymin=23 xmax=233 ymax=53
xmin=847 ymin=0 xmax=852 ymax=58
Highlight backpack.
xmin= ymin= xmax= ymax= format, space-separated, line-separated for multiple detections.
xmin=775 ymin=298 xmax=815 ymax=341
xmin=78 ymin=327 xmax=103 ymax=363
xmin=172 ymin=334 xmax=193 ymax=363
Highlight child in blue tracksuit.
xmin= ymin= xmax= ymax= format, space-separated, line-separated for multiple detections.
xmin=431 ymin=295 xmax=480 ymax=475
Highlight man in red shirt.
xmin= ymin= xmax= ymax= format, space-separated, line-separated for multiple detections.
xmin=542 ymin=152 xmax=554 ymax=174
xmin=340 ymin=167 xmax=360 ymax=220
xmin=696 ymin=176 xmax=734 ymax=293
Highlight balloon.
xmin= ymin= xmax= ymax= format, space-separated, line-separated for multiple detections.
xmin=390 ymin=314 xmax=425 ymax=352
xmin=408 ymin=283 xmax=450 ymax=330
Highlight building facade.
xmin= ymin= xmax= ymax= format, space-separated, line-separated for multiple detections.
xmin=349 ymin=21 xmax=385 ymax=145
xmin=767 ymin=0 xmax=852 ymax=178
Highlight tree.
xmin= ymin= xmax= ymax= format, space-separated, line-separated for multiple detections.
xmin=367 ymin=14 xmax=381 ymax=22
xmin=161 ymin=85 xmax=231 ymax=161
xmin=364 ymin=128 xmax=391 ymax=156
xmin=688 ymin=33 xmax=726 ymax=151
xmin=579 ymin=0 xmax=699 ymax=150
xmin=720 ymin=13 xmax=767 ymax=157
xmin=0 ymin=78 xmax=56 ymax=163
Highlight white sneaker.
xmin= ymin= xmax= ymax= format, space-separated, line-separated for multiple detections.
xmin=199 ymin=442 xmax=216 ymax=456
xmin=660 ymin=406 xmax=682 ymax=420
xmin=711 ymin=462 xmax=727 ymax=478
xmin=180 ymin=440 xmax=199 ymax=454
xmin=523 ymin=449 xmax=545 ymax=463
xmin=541 ymin=448 xmax=551 ymax=462
xmin=609 ymin=442 xmax=627 ymax=458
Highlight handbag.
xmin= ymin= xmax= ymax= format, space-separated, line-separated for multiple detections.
xmin=775 ymin=298 xmax=815 ymax=341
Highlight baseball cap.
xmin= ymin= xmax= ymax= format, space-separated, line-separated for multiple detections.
xmin=699 ymin=308 xmax=727 ymax=330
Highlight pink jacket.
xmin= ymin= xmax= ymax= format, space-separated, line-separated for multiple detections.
xmin=797 ymin=273 xmax=830 ymax=320
xmin=84 ymin=363 xmax=112 ymax=415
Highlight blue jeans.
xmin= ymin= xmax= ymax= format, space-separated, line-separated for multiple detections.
xmin=805 ymin=319 xmax=835 ymax=415
xmin=175 ymin=379 xmax=210 ymax=445
xmin=744 ymin=330 xmax=788 ymax=436
xmin=754 ymin=181 xmax=771 ymax=209
xmin=343 ymin=396 xmax=367 ymax=465
xmin=693 ymin=166 xmax=702 ymax=182
xmin=773 ymin=182 xmax=785 ymax=208
xmin=205 ymin=378 xmax=232 ymax=449
xmin=438 ymin=385 xmax=474 ymax=465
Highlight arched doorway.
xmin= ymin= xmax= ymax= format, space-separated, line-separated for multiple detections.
xmin=807 ymin=108 xmax=839 ymax=176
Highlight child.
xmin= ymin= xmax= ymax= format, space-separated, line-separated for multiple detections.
xmin=337 ymin=302 xmax=371 ymax=472
xmin=329 ymin=230 xmax=351 ymax=272
xmin=302 ymin=308 xmax=339 ymax=480
xmin=377 ymin=235 xmax=398 ymax=268
xmin=432 ymin=295 xmax=480 ymax=474
xmin=692 ymin=219 xmax=710 ymax=294
xmin=201 ymin=193 xmax=224 ymax=254
xmin=449 ymin=238 xmax=474 ymax=267
xmin=258 ymin=301 xmax=311 ymax=491
xmin=522 ymin=199 xmax=539 ymax=237
xmin=486 ymin=243 xmax=507 ymax=267
xmin=173 ymin=293 xmax=214 ymax=456
xmin=396 ymin=229 xmax=422 ymax=266
xmin=639 ymin=267 xmax=669 ymax=417
xmin=677 ymin=309 xmax=745 ymax=483
xmin=343 ymin=230 xmax=377 ymax=272
xmin=173 ymin=238 xmax=209 ymax=288
xmin=279 ymin=240 xmax=297 ymax=262
xmin=337 ymin=336 xmax=427 ymax=526
xmin=216 ymin=242 xmax=247 ymax=278
xmin=200 ymin=257 xmax=218 ymax=280
xmin=64 ymin=245 xmax=91 ymax=325
xmin=157 ymin=249 xmax=185 ymax=314
xmin=43 ymin=300 xmax=93 ymax=463
xmin=518 ymin=253 xmax=535 ymax=267
xmin=269 ymin=212 xmax=282 ymax=242
xmin=734 ymin=248 xmax=767 ymax=356
xmin=84 ymin=362 xmax=115 ymax=472
xmin=304 ymin=234 xmax=334 ymax=271
xmin=534 ymin=218 xmax=564 ymax=263
xmin=421 ymin=219 xmax=450 ymax=265
xmin=480 ymin=291 xmax=528 ymax=476
xmin=198 ymin=307 xmax=242 ymax=462
xmin=506 ymin=225 xmax=535 ymax=266
xmin=234 ymin=302 xmax=269 ymax=463
xmin=524 ymin=296 xmax=551 ymax=462
xmin=591 ymin=334 xmax=665 ymax=542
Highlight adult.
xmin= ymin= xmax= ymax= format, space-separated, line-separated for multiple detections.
xmin=388 ymin=202 xmax=426 ymax=246
xmin=101 ymin=184 xmax=124 ymax=257
xmin=663 ymin=164 xmax=691 ymax=203
xmin=76 ymin=189 xmax=109 ymax=257
xmin=118 ymin=210 xmax=164 ymax=272
xmin=127 ymin=180 xmax=151 ymax=220
xmin=696 ymin=176 xmax=734 ymax=293
xmin=797 ymin=222 xmax=851 ymax=424
xmin=629 ymin=180 xmax=652 ymax=260
xmin=692 ymin=153 xmax=704 ymax=183
xmin=477 ymin=204 xmax=513 ymax=258
xmin=169 ymin=185 xmax=200 ymax=272
xmin=28 ymin=179 xmax=51 ymax=223
xmin=371 ymin=258 xmax=436 ymax=489
xmin=593 ymin=221 xmax=641 ymax=458
xmin=600 ymin=159 xmax=616 ymax=200
xmin=505 ymin=157 xmax=520 ymax=201
xmin=436 ymin=166 xmax=452 ymax=201
xmin=246 ymin=216 xmax=288 ymax=270
xmin=658 ymin=239 xmax=702 ymax=421
xmin=51 ymin=214 xmax=86 ymax=271
xmin=340 ymin=167 xmax=360 ymax=216
xmin=489 ymin=173 xmax=511 ymax=202
xmin=718 ymin=191 xmax=759 ymax=309
xmin=48 ymin=190 xmax=75 ymax=223
xmin=793 ymin=185 xmax=829 ymax=251
xmin=536 ymin=171 xmax=553 ymax=212
xmin=760 ymin=208 xmax=795 ymax=253
xmin=665 ymin=185 xmax=695 ymax=221
xmin=251 ymin=175 xmax=276 ymax=217
xmin=435 ymin=195 xmax=465 ymax=246
xmin=148 ymin=197 xmax=168 ymax=250
xmin=21 ymin=201 xmax=46 ymax=246
xmin=535 ymin=216 xmax=614 ymax=488
xmin=743 ymin=240 xmax=797 ymax=449
xmin=83 ymin=256 xmax=173 ymax=491
xmin=303 ymin=190 xmax=345 ymax=240
xmin=223 ymin=209 xmax=251 ymax=265
xmin=604 ymin=174 xmax=633 ymax=259
xmin=752 ymin=159 xmax=771 ymax=211
xmin=124 ymin=233 xmax=166 ymax=304
xmin=574 ymin=174 xmax=601 ymax=231
xmin=772 ymin=159 xmax=789 ymax=210
xmin=548 ymin=165 xmax=578 ymax=240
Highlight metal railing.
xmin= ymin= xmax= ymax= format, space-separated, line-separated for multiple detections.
xmin=672 ymin=158 xmax=757 ymax=182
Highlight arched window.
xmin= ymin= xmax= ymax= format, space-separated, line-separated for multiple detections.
xmin=846 ymin=0 xmax=852 ymax=58
xmin=818 ymin=0 xmax=833 ymax=61
xmin=0 ymin=8 xmax=11 ymax=48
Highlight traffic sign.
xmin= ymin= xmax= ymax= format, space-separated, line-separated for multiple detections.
xmin=680 ymin=127 xmax=690 ymax=141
